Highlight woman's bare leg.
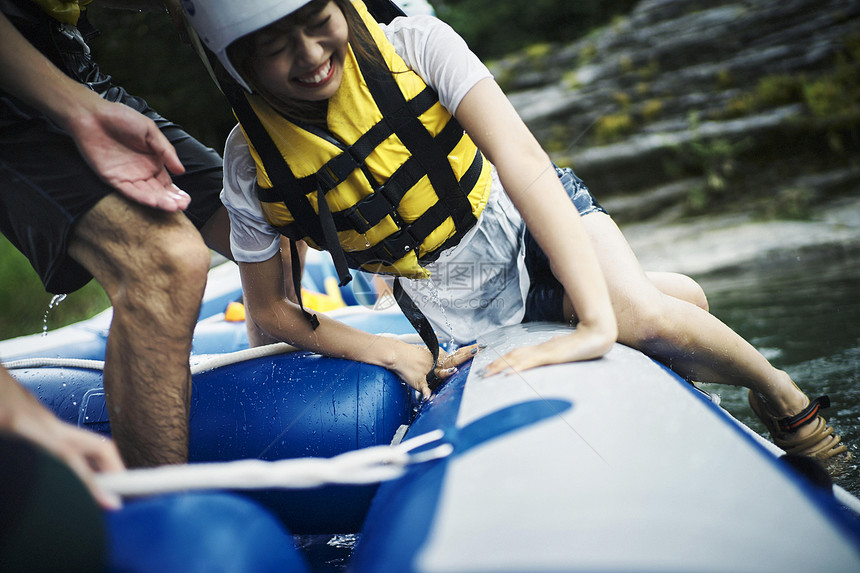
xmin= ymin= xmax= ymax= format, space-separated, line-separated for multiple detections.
xmin=646 ymin=271 xmax=709 ymax=311
xmin=569 ymin=213 xmax=809 ymax=419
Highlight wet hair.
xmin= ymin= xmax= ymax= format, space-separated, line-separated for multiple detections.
xmin=227 ymin=0 xmax=385 ymax=126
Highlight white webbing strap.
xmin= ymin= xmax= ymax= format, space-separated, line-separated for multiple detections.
xmin=95 ymin=429 xmax=450 ymax=498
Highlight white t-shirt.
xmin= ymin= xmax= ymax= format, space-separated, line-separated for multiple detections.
xmin=221 ymin=15 xmax=529 ymax=344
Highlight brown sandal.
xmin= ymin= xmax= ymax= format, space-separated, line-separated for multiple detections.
xmin=748 ymin=391 xmax=849 ymax=460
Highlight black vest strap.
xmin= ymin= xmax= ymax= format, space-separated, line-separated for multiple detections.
xmin=219 ymin=77 xmax=326 ymax=328
xmin=393 ymin=278 xmax=442 ymax=390
xmin=225 ymin=86 xmax=324 ymax=247
xmin=338 ymin=148 xmax=484 ymax=269
xmin=225 ymin=85 xmax=354 ymax=288
xmin=305 ymin=84 xmax=438 ymax=195
xmin=271 ymin=109 xmax=465 ymax=239
xmin=354 ymin=43 xmax=477 ymax=239
xmin=290 ymin=239 xmax=319 ymax=329
xmin=364 ymin=0 xmax=406 ymax=23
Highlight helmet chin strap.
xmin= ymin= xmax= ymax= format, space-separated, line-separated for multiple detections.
xmin=363 ymin=0 xmax=406 ymax=23
xmin=182 ymin=16 xmax=224 ymax=92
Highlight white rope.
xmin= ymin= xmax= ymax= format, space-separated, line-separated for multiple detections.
xmin=2 ymin=358 xmax=106 ymax=371
xmin=2 ymin=333 xmax=427 ymax=375
xmin=190 ymin=343 xmax=299 ymax=374
xmin=95 ymin=430 xmax=451 ymax=498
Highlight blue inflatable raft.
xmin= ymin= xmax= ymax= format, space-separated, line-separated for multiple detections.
xmin=3 ymin=260 xmax=860 ymax=572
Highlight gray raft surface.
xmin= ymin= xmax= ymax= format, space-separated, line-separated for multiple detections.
xmin=353 ymin=322 xmax=860 ymax=573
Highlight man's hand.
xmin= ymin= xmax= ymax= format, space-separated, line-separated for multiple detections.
xmin=66 ymin=99 xmax=190 ymax=211
xmin=39 ymin=416 xmax=126 ymax=509
xmin=1 ymin=10 xmax=190 ymax=211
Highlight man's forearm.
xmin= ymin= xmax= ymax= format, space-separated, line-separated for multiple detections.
xmin=0 ymin=12 xmax=102 ymax=128
xmin=95 ymin=0 xmax=169 ymax=12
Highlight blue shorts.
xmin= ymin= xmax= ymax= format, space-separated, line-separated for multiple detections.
xmin=523 ymin=167 xmax=606 ymax=323
xmin=0 ymin=12 xmax=223 ymax=294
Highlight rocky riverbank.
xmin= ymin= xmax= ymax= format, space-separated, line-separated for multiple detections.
xmin=492 ymin=0 xmax=860 ymax=276
xmin=613 ymin=192 xmax=860 ymax=276
xmin=495 ymin=0 xmax=860 ymax=232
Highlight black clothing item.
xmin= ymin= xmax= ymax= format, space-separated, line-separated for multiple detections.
xmin=523 ymin=167 xmax=606 ymax=323
xmin=0 ymin=434 xmax=106 ymax=572
xmin=0 ymin=1 xmax=223 ymax=293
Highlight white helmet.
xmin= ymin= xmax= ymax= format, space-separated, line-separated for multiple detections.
xmin=180 ymin=0 xmax=314 ymax=91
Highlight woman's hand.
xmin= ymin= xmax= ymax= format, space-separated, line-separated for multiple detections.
xmin=481 ymin=322 xmax=615 ymax=378
xmin=392 ymin=342 xmax=484 ymax=400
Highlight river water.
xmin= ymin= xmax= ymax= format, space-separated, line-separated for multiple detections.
xmin=693 ymin=242 xmax=860 ymax=496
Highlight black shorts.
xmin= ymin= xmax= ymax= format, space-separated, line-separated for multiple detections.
xmin=0 ymin=11 xmax=223 ymax=294
xmin=523 ymin=167 xmax=607 ymax=324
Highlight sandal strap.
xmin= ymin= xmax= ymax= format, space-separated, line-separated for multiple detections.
xmin=787 ymin=427 xmax=845 ymax=458
xmin=776 ymin=395 xmax=831 ymax=432
xmin=783 ymin=419 xmax=832 ymax=451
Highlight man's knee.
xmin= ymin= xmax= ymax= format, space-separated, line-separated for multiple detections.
xmin=71 ymin=196 xmax=211 ymax=309
xmin=147 ymin=225 xmax=211 ymax=283
xmin=121 ymin=225 xmax=211 ymax=311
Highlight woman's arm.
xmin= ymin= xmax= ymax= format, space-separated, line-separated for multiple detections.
xmin=239 ymin=254 xmax=476 ymax=398
xmin=455 ymin=78 xmax=618 ymax=375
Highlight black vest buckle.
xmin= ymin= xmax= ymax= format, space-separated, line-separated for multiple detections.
xmin=380 ymin=227 xmax=422 ymax=261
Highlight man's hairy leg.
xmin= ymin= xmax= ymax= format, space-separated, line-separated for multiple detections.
xmin=69 ymin=194 xmax=211 ymax=467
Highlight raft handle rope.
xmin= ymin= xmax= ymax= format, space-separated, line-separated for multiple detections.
xmin=1 ymin=331 xmax=425 ymax=375
xmin=95 ymin=429 xmax=451 ymax=498
xmin=3 ymin=333 xmax=447 ymax=496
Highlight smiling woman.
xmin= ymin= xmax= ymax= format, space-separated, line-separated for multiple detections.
xmin=181 ymin=0 xmax=849 ymax=462
xmin=224 ymin=0 xmax=382 ymax=125
xmin=240 ymin=0 xmax=349 ymax=102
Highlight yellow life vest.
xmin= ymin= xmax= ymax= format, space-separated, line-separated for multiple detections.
xmin=30 ymin=0 xmax=91 ymax=25
xmin=243 ymin=0 xmax=491 ymax=280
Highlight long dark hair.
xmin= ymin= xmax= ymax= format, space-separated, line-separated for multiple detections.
xmin=227 ymin=0 xmax=385 ymax=126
